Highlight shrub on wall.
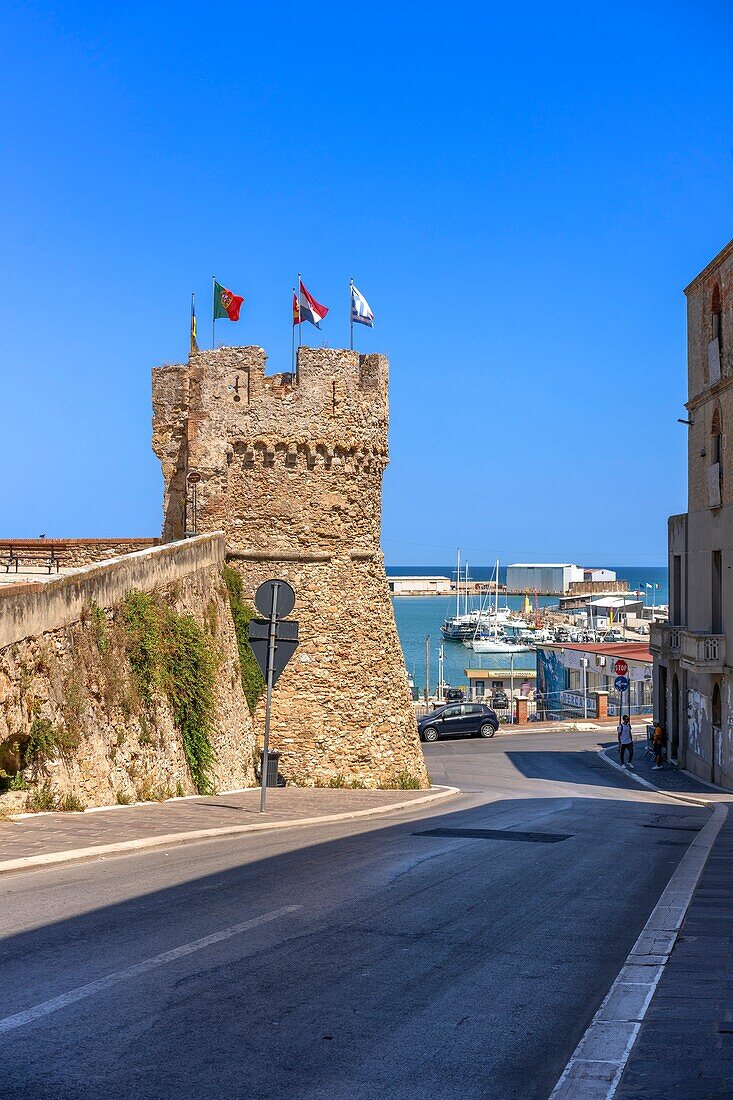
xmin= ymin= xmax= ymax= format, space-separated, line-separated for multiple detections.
xmin=223 ymin=565 xmax=265 ymax=714
xmin=121 ymin=592 xmax=216 ymax=794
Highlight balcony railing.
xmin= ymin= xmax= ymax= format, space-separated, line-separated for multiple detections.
xmin=680 ymin=631 xmax=726 ymax=672
xmin=650 ymin=623 xmax=682 ymax=658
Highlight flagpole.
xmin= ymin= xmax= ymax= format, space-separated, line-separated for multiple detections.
xmin=349 ymin=278 xmax=354 ymax=351
xmin=297 ymin=273 xmax=302 ymax=353
xmin=291 ymin=287 xmax=296 ymax=379
xmin=212 ymin=275 xmax=216 ymax=350
xmin=191 ymin=291 xmax=196 ymax=356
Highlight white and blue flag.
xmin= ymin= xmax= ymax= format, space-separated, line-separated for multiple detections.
xmin=350 ymin=282 xmax=374 ymax=328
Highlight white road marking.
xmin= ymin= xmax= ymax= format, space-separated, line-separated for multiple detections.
xmin=0 ymin=904 xmax=301 ymax=1036
xmin=548 ymin=798 xmax=728 ymax=1099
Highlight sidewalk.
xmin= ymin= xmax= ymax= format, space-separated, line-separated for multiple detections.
xmin=0 ymin=785 xmax=457 ymax=876
xmin=600 ymin=739 xmax=730 ymax=802
xmin=601 ymin=744 xmax=733 ymax=1098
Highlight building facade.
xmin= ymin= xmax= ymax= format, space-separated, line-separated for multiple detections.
xmin=537 ymin=642 xmax=653 ymax=718
xmin=506 ymin=563 xmax=584 ymax=595
xmin=651 ymin=239 xmax=733 ymax=786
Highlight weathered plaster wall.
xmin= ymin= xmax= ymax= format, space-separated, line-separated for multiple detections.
xmin=152 ymin=346 xmax=428 ymax=788
xmin=0 ymin=536 xmax=256 ymax=807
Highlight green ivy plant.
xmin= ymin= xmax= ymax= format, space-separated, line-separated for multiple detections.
xmin=223 ymin=565 xmax=265 ymax=714
xmin=122 ymin=591 xmax=216 ymax=794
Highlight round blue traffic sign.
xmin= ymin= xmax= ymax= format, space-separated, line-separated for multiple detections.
xmin=614 ymin=675 xmax=629 ymax=692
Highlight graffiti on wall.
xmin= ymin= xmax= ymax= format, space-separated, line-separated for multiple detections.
xmin=687 ymin=689 xmax=709 ymax=763
xmin=537 ymin=648 xmax=567 ymax=714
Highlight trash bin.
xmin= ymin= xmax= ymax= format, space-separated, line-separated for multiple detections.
xmin=260 ymin=750 xmax=281 ymax=788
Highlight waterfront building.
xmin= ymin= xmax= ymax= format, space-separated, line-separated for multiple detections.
xmin=388 ymin=576 xmax=452 ymax=595
xmin=464 ymin=666 xmax=537 ymax=701
xmin=651 ymin=238 xmax=733 ymax=785
xmin=507 ymin=563 xmax=584 ymax=594
xmin=537 ymin=641 xmax=653 ymax=718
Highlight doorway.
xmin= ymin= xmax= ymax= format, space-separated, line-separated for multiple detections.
xmin=671 ymin=674 xmax=679 ymax=761
xmin=712 ymin=683 xmax=722 ymax=785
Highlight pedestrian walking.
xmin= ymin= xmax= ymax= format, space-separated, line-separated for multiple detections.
xmin=652 ymin=722 xmax=665 ymax=770
xmin=618 ymin=714 xmax=634 ymax=768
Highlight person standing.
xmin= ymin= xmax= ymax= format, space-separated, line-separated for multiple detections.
xmin=618 ymin=714 xmax=634 ymax=768
xmin=652 ymin=722 xmax=665 ymax=770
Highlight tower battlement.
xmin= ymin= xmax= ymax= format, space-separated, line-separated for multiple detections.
xmin=154 ymin=345 xmax=388 ymax=456
xmin=152 ymin=346 xmax=391 ymax=549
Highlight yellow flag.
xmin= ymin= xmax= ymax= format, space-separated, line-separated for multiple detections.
xmin=190 ymin=293 xmax=198 ymax=354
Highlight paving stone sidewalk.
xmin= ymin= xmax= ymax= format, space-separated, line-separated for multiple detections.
xmin=0 ymin=786 xmax=449 ymax=869
xmin=601 ymin=737 xmax=728 ymax=801
xmin=599 ymin=745 xmax=733 ymax=1098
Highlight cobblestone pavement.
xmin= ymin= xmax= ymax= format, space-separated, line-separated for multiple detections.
xmin=0 ymin=786 xmax=446 ymax=865
xmin=599 ymin=744 xmax=733 ymax=1098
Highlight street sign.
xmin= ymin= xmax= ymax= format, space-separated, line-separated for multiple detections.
xmin=614 ymin=659 xmax=628 ymax=677
xmin=248 ymin=619 xmax=299 ymax=686
xmin=251 ymin=577 xmax=298 ymax=814
xmin=614 ymin=675 xmax=629 ymax=693
xmin=255 ymin=578 xmax=295 ymax=619
xmin=187 ymin=471 xmax=202 ymax=484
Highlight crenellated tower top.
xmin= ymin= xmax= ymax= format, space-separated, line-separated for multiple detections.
xmin=152 ymin=346 xmax=391 ymax=552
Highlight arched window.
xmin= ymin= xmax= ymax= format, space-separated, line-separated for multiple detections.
xmin=712 ymin=405 xmax=722 ymax=466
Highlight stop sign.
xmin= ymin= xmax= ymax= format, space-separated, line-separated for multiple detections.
xmin=614 ymin=659 xmax=628 ymax=677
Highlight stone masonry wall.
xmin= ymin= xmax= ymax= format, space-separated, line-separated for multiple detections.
xmin=0 ymin=538 xmax=160 ymax=570
xmin=152 ymin=346 xmax=428 ymax=788
xmin=0 ymin=536 xmax=256 ymax=808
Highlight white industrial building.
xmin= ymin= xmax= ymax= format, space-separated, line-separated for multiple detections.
xmin=507 ymin=563 xmax=584 ymax=594
xmin=388 ymin=576 xmax=452 ymax=595
xmin=583 ymin=567 xmax=617 ymax=583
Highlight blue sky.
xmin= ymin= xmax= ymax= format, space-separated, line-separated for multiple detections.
xmin=2 ymin=0 xmax=731 ymax=565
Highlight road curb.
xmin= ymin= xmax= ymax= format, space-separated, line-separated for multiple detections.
xmin=549 ymin=757 xmax=728 ymax=1099
xmin=0 ymin=785 xmax=461 ymax=877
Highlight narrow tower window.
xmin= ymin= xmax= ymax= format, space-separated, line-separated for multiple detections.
xmin=712 ymin=284 xmax=723 ymax=351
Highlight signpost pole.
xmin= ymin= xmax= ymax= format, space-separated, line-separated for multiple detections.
xmin=425 ymin=634 xmax=430 ymax=703
xmin=582 ymin=658 xmax=588 ymax=719
xmin=259 ymin=582 xmax=280 ymax=814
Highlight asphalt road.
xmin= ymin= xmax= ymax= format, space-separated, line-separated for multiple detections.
xmin=0 ymin=730 xmax=709 ymax=1100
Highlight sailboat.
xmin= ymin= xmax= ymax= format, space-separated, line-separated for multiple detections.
xmin=466 ymin=560 xmax=533 ymax=653
xmin=441 ymin=551 xmax=488 ymax=640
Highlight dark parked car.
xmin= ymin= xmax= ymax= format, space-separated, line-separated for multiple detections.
xmin=444 ymin=687 xmax=465 ymax=703
xmin=418 ymin=703 xmax=499 ymax=743
xmin=490 ymin=690 xmax=509 ymax=710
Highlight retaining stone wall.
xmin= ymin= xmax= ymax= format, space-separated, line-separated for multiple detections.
xmin=0 ymin=536 xmax=256 ymax=807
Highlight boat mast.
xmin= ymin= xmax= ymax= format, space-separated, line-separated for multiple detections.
xmin=494 ymin=559 xmax=500 ymax=639
xmin=465 ymin=560 xmax=469 ymax=618
xmin=456 ymin=548 xmax=461 ymax=619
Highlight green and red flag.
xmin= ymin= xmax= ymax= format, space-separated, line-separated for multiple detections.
xmin=213 ymin=280 xmax=244 ymax=321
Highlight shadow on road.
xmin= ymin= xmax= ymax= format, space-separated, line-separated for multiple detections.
xmin=505 ymin=744 xmax=624 ymax=786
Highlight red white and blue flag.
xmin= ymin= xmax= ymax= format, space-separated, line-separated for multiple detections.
xmin=293 ymin=278 xmax=328 ymax=329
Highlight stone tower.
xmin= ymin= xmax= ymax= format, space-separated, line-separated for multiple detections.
xmin=152 ymin=346 xmax=428 ymax=788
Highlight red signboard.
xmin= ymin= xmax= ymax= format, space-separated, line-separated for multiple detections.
xmin=614 ymin=659 xmax=628 ymax=677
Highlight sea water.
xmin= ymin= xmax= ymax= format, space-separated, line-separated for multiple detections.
xmin=388 ymin=564 xmax=668 ymax=693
